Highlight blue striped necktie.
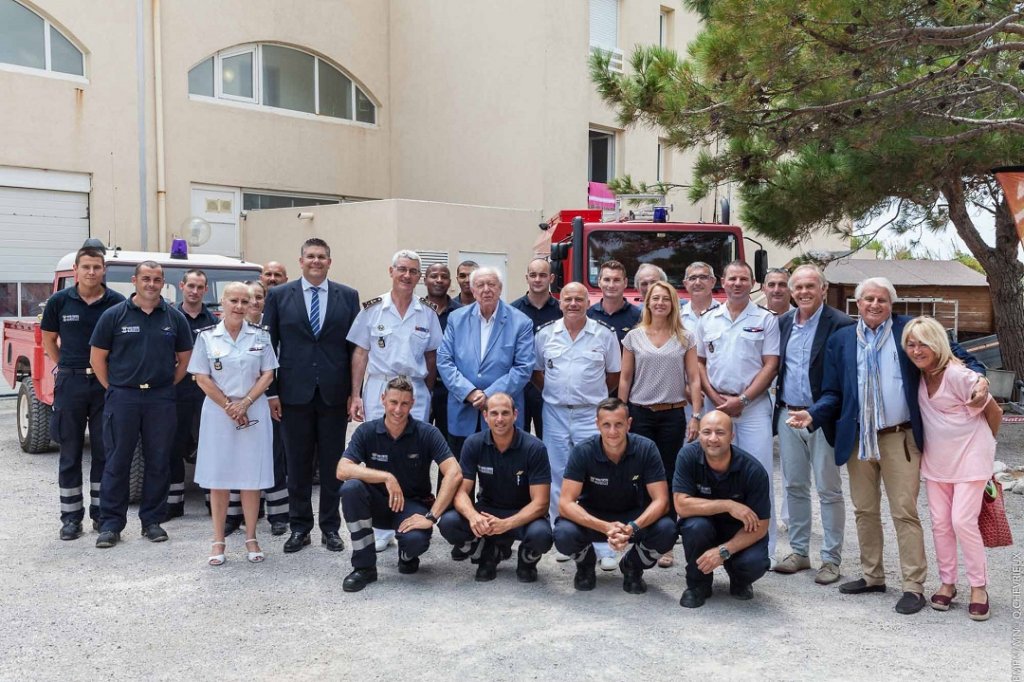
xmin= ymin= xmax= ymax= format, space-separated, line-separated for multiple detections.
xmin=309 ymin=286 xmax=321 ymax=336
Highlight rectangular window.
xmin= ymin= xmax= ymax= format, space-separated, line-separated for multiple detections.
xmin=659 ymin=7 xmax=674 ymax=47
xmin=188 ymin=57 xmax=214 ymax=97
xmin=0 ymin=283 xmax=17 ymax=317
xmin=318 ymin=61 xmax=353 ymax=119
xmin=355 ymin=88 xmax=375 ymax=124
xmin=221 ymin=51 xmax=254 ymax=100
xmin=0 ymin=0 xmax=45 ymax=69
xmin=587 ymin=230 xmax=737 ymax=290
xmin=20 ymin=282 xmax=50 ymax=317
xmin=589 ymin=130 xmax=615 ymax=184
xmin=589 ymin=0 xmax=618 ymax=49
xmin=261 ymin=45 xmax=314 ymax=114
xmin=242 ymin=192 xmax=342 ymax=211
xmin=657 ymin=139 xmax=672 ymax=182
xmin=49 ymin=25 xmax=82 ymax=75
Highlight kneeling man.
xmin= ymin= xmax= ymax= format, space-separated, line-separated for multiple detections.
xmin=675 ymin=412 xmax=770 ymax=608
xmin=337 ymin=378 xmax=463 ymax=592
xmin=438 ymin=393 xmax=553 ymax=583
xmin=554 ymin=398 xmax=676 ymax=594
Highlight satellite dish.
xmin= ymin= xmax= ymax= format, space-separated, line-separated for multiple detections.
xmin=181 ymin=217 xmax=212 ymax=247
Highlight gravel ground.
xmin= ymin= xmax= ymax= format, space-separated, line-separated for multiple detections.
xmin=0 ymin=397 xmax=1021 ymax=682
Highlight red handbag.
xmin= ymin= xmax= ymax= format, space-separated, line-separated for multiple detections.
xmin=978 ymin=478 xmax=1013 ymax=548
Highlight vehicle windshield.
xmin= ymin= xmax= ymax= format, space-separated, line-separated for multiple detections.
xmin=63 ymin=265 xmax=262 ymax=312
xmin=587 ymin=229 xmax=738 ymax=291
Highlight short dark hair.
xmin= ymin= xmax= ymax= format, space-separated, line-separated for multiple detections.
xmin=181 ymin=269 xmax=208 ymax=285
xmin=75 ymin=247 xmax=105 ymax=266
xmin=134 ymin=260 xmax=162 ymax=277
xmin=301 ymin=237 xmax=331 ymax=258
xmin=384 ymin=376 xmax=414 ymax=395
xmin=723 ymin=260 xmax=753 ymax=279
xmin=457 ymin=260 xmax=479 ymax=270
xmin=596 ymin=397 xmax=628 ymax=415
xmin=599 ymin=260 xmax=627 ymax=276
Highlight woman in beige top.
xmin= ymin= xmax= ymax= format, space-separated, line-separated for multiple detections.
xmin=619 ymin=281 xmax=703 ymax=567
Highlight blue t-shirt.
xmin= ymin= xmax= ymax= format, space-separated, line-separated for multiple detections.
xmin=343 ymin=418 xmax=453 ymax=501
xmin=89 ymin=295 xmax=193 ymax=387
xmin=460 ymin=428 xmax=551 ymax=509
xmin=672 ymin=441 xmax=771 ymax=529
xmin=40 ymin=286 xmax=125 ymax=368
xmin=563 ymin=433 xmax=665 ymax=513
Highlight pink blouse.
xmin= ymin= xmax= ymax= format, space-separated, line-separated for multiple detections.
xmin=918 ymin=362 xmax=995 ymax=483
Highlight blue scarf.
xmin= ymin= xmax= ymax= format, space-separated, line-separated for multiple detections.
xmin=856 ymin=317 xmax=892 ymax=461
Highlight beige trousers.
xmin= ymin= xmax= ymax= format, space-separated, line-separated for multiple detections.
xmin=846 ymin=430 xmax=927 ymax=593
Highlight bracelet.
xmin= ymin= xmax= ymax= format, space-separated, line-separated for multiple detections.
xmin=243 ymin=395 xmax=254 ymax=405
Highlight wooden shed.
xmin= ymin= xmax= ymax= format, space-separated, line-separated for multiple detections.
xmin=822 ymin=259 xmax=994 ymax=337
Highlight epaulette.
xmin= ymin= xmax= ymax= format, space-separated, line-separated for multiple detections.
xmin=537 ymin=318 xmax=559 ymax=332
xmin=196 ymin=324 xmax=218 ymax=332
xmin=419 ymin=297 xmax=438 ymax=312
xmin=698 ymin=302 xmax=720 ymax=317
xmin=361 ymin=296 xmax=383 ymax=310
xmin=758 ymin=304 xmax=777 ymax=315
xmin=591 ymin=318 xmax=615 ymax=332
xmin=254 ymin=323 xmax=271 ymax=331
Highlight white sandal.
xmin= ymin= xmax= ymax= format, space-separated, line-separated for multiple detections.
xmin=245 ymin=538 xmax=265 ymax=563
xmin=208 ymin=541 xmax=226 ymax=566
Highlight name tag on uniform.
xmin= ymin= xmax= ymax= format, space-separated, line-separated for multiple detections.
xmin=371 ymin=453 xmax=389 ymax=463
xmin=248 ymin=344 xmax=264 ymax=352
xmin=478 ymin=465 xmax=494 ymax=474
xmin=121 ymin=325 xmax=141 ymax=334
xmin=589 ymin=476 xmax=609 ymax=486
xmin=62 ymin=314 xmax=80 ymax=322
xmin=698 ymin=485 xmax=712 ymax=495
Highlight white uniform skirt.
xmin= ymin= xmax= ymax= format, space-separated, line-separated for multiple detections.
xmin=194 ymin=395 xmax=274 ymax=490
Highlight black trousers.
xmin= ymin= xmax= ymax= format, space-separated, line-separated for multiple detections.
xmin=523 ymin=383 xmax=545 ymax=439
xmin=52 ymin=371 xmax=106 ymax=524
xmin=628 ymin=403 xmax=685 ymax=518
xmin=167 ymin=390 xmax=203 ymax=517
xmin=280 ymin=388 xmax=348 ymax=534
xmin=679 ymin=515 xmax=769 ymax=590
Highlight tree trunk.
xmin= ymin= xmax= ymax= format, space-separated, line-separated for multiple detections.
xmin=943 ymin=179 xmax=1024 ymax=379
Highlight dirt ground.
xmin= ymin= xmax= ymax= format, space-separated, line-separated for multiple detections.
xmin=0 ymin=399 xmax=1021 ymax=681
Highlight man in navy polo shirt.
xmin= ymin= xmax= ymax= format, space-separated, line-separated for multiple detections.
xmin=337 ymin=377 xmax=463 ymax=592
xmin=674 ymin=411 xmax=771 ymax=608
xmin=89 ymin=261 xmax=193 ymax=548
xmin=586 ymin=260 xmax=640 ymax=344
xmin=554 ymin=397 xmax=676 ymax=594
xmin=510 ymin=258 xmax=561 ymax=439
xmin=41 ymin=244 xmax=126 ymax=541
xmin=438 ymin=392 xmax=553 ymax=583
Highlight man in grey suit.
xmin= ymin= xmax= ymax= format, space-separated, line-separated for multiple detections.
xmin=263 ymin=237 xmax=360 ymax=554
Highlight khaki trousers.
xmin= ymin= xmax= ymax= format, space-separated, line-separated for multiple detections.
xmin=846 ymin=430 xmax=927 ymax=593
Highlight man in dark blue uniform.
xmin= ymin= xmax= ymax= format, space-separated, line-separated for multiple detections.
xmin=89 ymin=261 xmax=193 ymax=548
xmin=337 ymin=378 xmax=463 ymax=592
xmin=438 ymin=392 xmax=553 ymax=583
xmin=41 ymin=245 xmax=125 ymax=540
xmin=510 ymin=258 xmax=561 ymax=439
xmin=555 ymin=397 xmax=676 ymax=594
xmin=586 ymin=260 xmax=640 ymax=344
xmin=674 ymin=411 xmax=771 ymax=608
xmin=424 ymin=263 xmax=460 ymax=447
xmin=166 ymin=268 xmax=217 ymax=521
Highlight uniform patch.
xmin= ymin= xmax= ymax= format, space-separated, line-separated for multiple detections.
xmin=61 ymin=314 xmax=80 ymax=322
xmin=370 ymin=453 xmax=389 ymax=462
xmin=698 ymin=485 xmax=712 ymax=495
xmin=589 ymin=476 xmax=609 ymax=486
xmin=419 ymin=297 xmax=438 ymax=312
xmin=478 ymin=465 xmax=494 ymax=474
xmin=120 ymin=325 xmax=141 ymax=333
xmin=362 ymin=297 xmax=383 ymax=310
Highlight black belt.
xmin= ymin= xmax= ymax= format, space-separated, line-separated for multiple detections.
xmin=59 ymin=367 xmax=95 ymax=376
xmin=877 ymin=421 xmax=912 ymax=435
xmin=781 ymin=402 xmax=809 ymax=411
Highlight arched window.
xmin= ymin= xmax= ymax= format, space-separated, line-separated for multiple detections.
xmin=188 ymin=43 xmax=376 ymax=124
xmin=0 ymin=0 xmax=84 ymax=77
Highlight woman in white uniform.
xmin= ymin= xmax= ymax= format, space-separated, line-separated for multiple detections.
xmin=188 ymin=282 xmax=278 ymax=565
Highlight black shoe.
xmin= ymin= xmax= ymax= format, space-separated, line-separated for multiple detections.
xmin=91 ymin=520 xmax=101 ymax=531
xmin=451 ymin=546 xmax=471 ymax=561
xmin=60 ymin=521 xmax=83 ymax=541
xmin=573 ymin=547 xmax=597 ymax=591
xmin=499 ymin=544 xmax=513 ymax=561
xmin=163 ymin=508 xmax=183 ymax=522
xmin=475 ymin=561 xmax=498 ymax=582
xmin=322 ymin=531 xmax=345 ymax=552
xmin=894 ymin=591 xmax=926 ymax=615
xmin=515 ymin=545 xmax=539 ymax=583
xmin=730 ymin=581 xmax=754 ymax=600
xmin=619 ymin=552 xmax=647 ymax=595
xmin=679 ymin=583 xmax=713 ymax=608
xmin=283 ymin=531 xmax=311 ymax=553
xmin=270 ymin=521 xmax=289 ymax=536
xmin=398 ymin=557 xmax=420 ymax=574
xmin=224 ymin=518 xmax=242 ymax=536
xmin=839 ymin=578 xmax=887 ymax=595
xmin=342 ymin=568 xmax=378 ymax=593
xmin=95 ymin=530 xmax=120 ymax=549
xmin=141 ymin=524 xmax=169 ymax=542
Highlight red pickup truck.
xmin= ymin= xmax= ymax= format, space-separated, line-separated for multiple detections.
xmin=3 ymin=249 xmax=261 ymax=497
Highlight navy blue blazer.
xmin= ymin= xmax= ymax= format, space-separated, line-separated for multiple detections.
xmin=772 ymin=304 xmax=854 ymax=439
xmin=807 ymin=314 xmax=985 ymax=466
xmin=263 ymin=278 xmax=359 ymax=406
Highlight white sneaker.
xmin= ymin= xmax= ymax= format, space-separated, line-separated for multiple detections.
xmin=554 ymin=552 xmax=571 ymax=562
xmin=599 ymin=556 xmax=618 ymax=572
xmin=374 ymin=529 xmax=395 ymax=552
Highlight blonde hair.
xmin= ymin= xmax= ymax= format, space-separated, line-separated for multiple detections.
xmin=220 ymin=281 xmax=252 ymax=302
xmin=640 ymin=281 xmax=690 ymax=346
xmin=900 ymin=316 xmax=957 ymax=375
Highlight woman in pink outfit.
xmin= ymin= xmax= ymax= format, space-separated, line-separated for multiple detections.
xmin=901 ymin=316 xmax=1001 ymax=621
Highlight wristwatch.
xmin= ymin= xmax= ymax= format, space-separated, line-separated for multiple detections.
xmin=424 ymin=511 xmax=438 ymax=525
xmin=627 ymin=520 xmax=641 ymax=537
xmin=692 ymin=411 xmax=703 ymax=421
xmin=718 ymin=545 xmax=731 ymax=561
xmin=738 ymin=393 xmax=751 ymax=407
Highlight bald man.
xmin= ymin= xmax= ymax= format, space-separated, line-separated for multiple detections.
xmin=261 ymin=261 xmax=289 ymax=288
xmin=511 ymin=258 xmax=561 ymax=439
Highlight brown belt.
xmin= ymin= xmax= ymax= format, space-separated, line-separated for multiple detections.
xmin=642 ymin=401 xmax=687 ymax=412
xmin=877 ymin=421 xmax=911 ymax=435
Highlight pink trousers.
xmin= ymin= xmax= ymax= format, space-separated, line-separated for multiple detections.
xmin=925 ymin=479 xmax=988 ymax=587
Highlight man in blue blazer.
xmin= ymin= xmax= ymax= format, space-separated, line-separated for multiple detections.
xmin=771 ymin=265 xmax=854 ymax=584
xmin=788 ymin=277 xmax=988 ymax=615
xmin=437 ymin=267 xmax=535 ymax=455
xmin=263 ymin=238 xmax=359 ymax=554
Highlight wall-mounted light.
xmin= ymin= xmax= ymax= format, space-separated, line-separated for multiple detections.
xmin=298 ymin=211 xmax=314 ymax=220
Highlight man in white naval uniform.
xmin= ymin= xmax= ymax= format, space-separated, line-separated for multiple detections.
xmin=695 ymin=260 xmax=780 ymax=562
xmin=348 ymin=249 xmax=443 ymax=550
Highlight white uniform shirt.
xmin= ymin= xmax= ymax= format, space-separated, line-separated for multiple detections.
xmin=187 ymin=321 xmax=279 ymax=398
xmin=681 ymin=300 xmax=719 ymax=336
xmin=534 ymin=318 xmax=621 ymax=406
xmin=696 ymin=300 xmax=780 ymax=396
xmin=347 ymin=293 xmax=443 ymax=381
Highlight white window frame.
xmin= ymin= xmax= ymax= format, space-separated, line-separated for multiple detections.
xmin=214 ymin=43 xmax=258 ymax=104
xmin=589 ymin=128 xmax=616 ymax=184
xmin=0 ymin=0 xmax=86 ymax=82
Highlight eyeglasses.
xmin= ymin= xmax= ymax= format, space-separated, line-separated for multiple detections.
xmin=393 ymin=266 xmax=421 ymax=277
xmin=235 ymin=419 xmax=260 ymax=430
xmin=685 ymin=274 xmax=712 ymax=282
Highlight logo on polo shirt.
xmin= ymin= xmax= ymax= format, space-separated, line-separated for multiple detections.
xmin=698 ymin=485 xmax=712 ymax=495
xmin=589 ymin=476 xmax=609 ymax=486
xmin=62 ymin=314 xmax=80 ymax=323
xmin=478 ymin=465 xmax=494 ymax=474
xmin=371 ymin=453 xmax=389 ymax=463
xmin=407 ymin=453 xmax=420 ymax=459
xmin=120 ymin=325 xmax=141 ymax=334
